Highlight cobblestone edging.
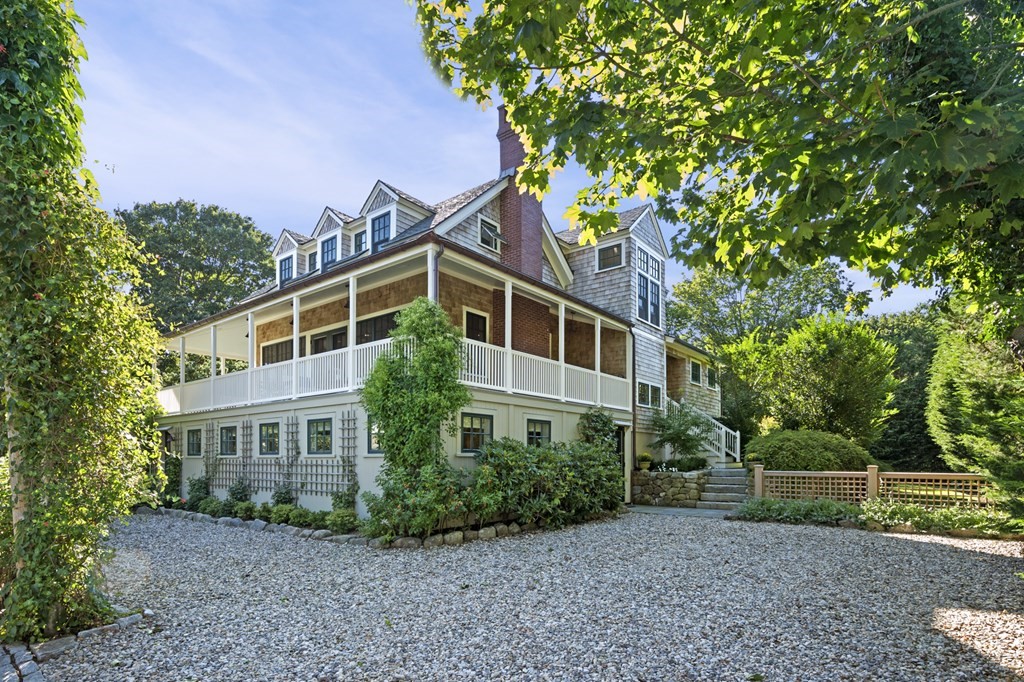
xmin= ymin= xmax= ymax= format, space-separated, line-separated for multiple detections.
xmin=150 ymin=506 xmax=543 ymax=550
xmin=631 ymin=469 xmax=710 ymax=507
xmin=1 ymin=609 xmax=153 ymax=682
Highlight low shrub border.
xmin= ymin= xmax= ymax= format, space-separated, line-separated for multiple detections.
xmin=731 ymin=498 xmax=1024 ymax=539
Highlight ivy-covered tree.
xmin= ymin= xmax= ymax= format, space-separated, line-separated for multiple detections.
xmin=749 ymin=315 xmax=898 ymax=447
xmin=414 ymin=0 xmax=1024 ymax=333
xmin=0 ymin=1 xmax=162 ymax=639
xmin=360 ymin=298 xmax=473 ymax=538
xmin=927 ymin=305 xmax=1024 ymax=514
xmin=865 ymin=307 xmax=946 ymax=471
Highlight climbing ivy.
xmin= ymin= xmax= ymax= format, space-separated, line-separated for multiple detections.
xmin=0 ymin=1 xmax=162 ymax=639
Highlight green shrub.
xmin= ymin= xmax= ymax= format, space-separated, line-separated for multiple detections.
xmin=745 ymin=430 xmax=878 ymax=471
xmin=185 ymin=476 xmax=211 ymax=511
xmin=860 ymin=499 xmax=1024 ymax=534
xmin=735 ymin=498 xmax=861 ymax=525
xmin=467 ymin=437 xmax=622 ymax=529
xmin=287 ymin=507 xmax=315 ymax=528
xmin=227 ymin=478 xmax=251 ymax=504
xmin=651 ymin=401 xmax=714 ymax=459
xmin=255 ymin=502 xmax=273 ymax=523
xmin=197 ymin=497 xmax=222 ymax=517
xmin=309 ymin=510 xmax=331 ymax=529
xmin=270 ymin=504 xmax=296 ymax=525
xmin=217 ymin=499 xmax=236 ymax=518
xmin=326 ymin=509 xmax=360 ymax=534
xmin=272 ymin=485 xmax=295 ymax=506
xmin=650 ymin=455 xmax=709 ymax=472
xmin=362 ymin=464 xmax=469 ymax=541
xmin=331 ymin=485 xmax=359 ymax=511
xmin=233 ymin=501 xmax=257 ymax=521
xmin=577 ymin=408 xmax=617 ymax=449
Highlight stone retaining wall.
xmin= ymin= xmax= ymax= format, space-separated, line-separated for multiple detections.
xmin=631 ymin=470 xmax=709 ymax=507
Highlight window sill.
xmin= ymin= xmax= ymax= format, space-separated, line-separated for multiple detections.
xmin=596 ymin=263 xmax=625 ymax=273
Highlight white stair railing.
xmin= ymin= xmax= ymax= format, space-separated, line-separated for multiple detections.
xmin=665 ymin=398 xmax=741 ymax=463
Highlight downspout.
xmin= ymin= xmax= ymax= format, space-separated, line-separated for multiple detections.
xmin=629 ymin=327 xmax=637 ymax=503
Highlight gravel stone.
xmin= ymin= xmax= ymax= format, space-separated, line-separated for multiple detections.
xmin=40 ymin=514 xmax=1024 ymax=682
xmin=494 ymin=523 xmax=509 ymax=538
xmin=310 ymin=530 xmax=333 ymax=540
xmin=478 ymin=526 xmax=496 ymax=540
xmin=391 ymin=537 xmax=422 ymax=549
xmin=76 ymin=624 xmax=119 ymax=640
xmin=115 ymin=613 xmax=142 ymax=628
xmin=443 ymin=531 xmax=463 ymax=546
xmin=463 ymin=529 xmax=479 ymax=542
xmin=249 ymin=519 xmax=268 ymax=532
xmin=30 ymin=636 xmax=77 ymax=662
xmin=422 ymin=535 xmax=444 ymax=549
xmin=507 ymin=523 xmax=521 ymax=536
xmin=347 ymin=536 xmax=368 ymax=546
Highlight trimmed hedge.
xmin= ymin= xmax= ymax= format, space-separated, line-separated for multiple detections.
xmin=735 ymin=498 xmax=860 ymax=525
xmin=745 ymin=430 xmax=878 ymax=471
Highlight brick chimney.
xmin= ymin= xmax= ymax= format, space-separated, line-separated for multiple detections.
xmin=497 ymin=106 xmax=544 ymax=280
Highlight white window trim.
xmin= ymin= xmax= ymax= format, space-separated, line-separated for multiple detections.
xmin=595 ymin=239 xmax=626 ymax=272
xmin=304 ymin=413 xmax=335 ymax=458
xmin=367 ymin=206 xmax=395 ymax=252
xmin=690 ymin=359 xmax=703 ymax=385
xmin=637 ymin=381 xmax=664 ymax=408
xmin=462 ymin=307 xmax=490 ymax=343
xmin=257 ymin=421 xmax=282 ymax=458
xmin=478 ymin=215 xmax=502 ymax=253
xmin=277 ymin=254 xmax=294 ymax=286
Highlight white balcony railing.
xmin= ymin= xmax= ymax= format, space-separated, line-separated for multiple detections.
xmin=157 ymin=337 xmax=633 ymax=416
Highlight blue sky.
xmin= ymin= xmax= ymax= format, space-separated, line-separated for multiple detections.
xmin=76 ymin=0 xmax=929 ymax=314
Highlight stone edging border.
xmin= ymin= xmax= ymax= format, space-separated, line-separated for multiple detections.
xmin=1 ymin=608 xmax=154 ymax=682
xmin=147 ymin=506 xmax=540 ymax=549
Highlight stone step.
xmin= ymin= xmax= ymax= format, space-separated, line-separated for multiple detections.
xmin=710 ymin=468 xmax=747 ymax=477
xmin=708 ymin=476 xmax=746 ymax=486
xmin=696 ymin=501 xmax=743 ymax=510
xmin=703 ymin=484 xmax=748 ymax=494
xmin=699 ymin=492 xmax=747 ymax=503
xmin=721 ymin=462 xmax=745 ymax=469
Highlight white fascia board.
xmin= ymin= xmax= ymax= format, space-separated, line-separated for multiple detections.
xmin=358 ymin=180 xmax=399 ymax=216
xmin=540 ymin=213 xmax=574 ymax=287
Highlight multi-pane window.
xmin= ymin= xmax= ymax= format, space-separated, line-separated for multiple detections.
xmin=356 ymin=311 xmax=398 ymax=344
xmin=308 ymin=252 xmax=317 ymax=272
xmin=354 ymin=230 xmax=367 ymax=253
xmin=259 ymin=423 xmax=280 ymax=456
xmin=479 ymin=217 xmax=501 ymax=251
xmin=465 ymin=311 xmax=487 ymax=342
xmin=597 ymin=243 xmax=623 ymax=271
xmin=371 ymin=213 xmax=390 ymax=252
xmin=279 ymin=256 xmax=293 ymax=283
xmin=526 ymin=419 xmax=551 ymax=447
xmin=637 ymin=382 xmax=662 ymax=408
xmin=220 ymin=426 xmax=237 ymax=457
xmin=307 ymin=418 xmax=332 ymax=455
xmin=460 ymin=413 xmax=493 ymax=453
xmin=186 ymin=429 xmax=202 ymax=457
xmin=707 ymin=367 xmax=718 ymax=390
xmin=311 ymin=327 xmax=347 ymax=355
xmin=321 ymin=236 xmax=337 ymax=265
xmin=636 ymin=247 xmax=661 ymax=327
xmin=262 ymin=338 xmax=306 ymax=365
xmin=690 ymin=360 xmax=702 ymax=385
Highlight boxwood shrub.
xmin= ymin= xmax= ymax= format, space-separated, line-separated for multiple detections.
xmin=735 ymin=498 xmax=861 ymax=525
xmin=745 ymin=430 xmax=878 ymax=471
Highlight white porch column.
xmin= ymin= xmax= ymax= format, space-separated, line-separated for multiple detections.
xmin=595 ymin=318 xmax=602 ymax=406
xmin=504 ymin=281 xmax=512 ymax=393
xmin=291 ymin=296 xmax=301 ymax=398
xmin=178 ymin=336 xmax=186 ymax=386
xmin=209 ymin=324 xmax=217 ymax=406
xmin=247 ymin=313 xmax=255 ymax=402
xmin=558 ymin=302 xmax=566 ymax=401
xmin=347 ymin=276 xmax=357 ymax=389
xmin=427 ymin=246 xmax=438 ymax=302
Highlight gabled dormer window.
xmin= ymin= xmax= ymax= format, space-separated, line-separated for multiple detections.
xmin=308 ymin=252 xmax=317 ymax=272
xmin=321 ymin=236 xmax=337 ymax=266
xmin=371 ymin=213 xmax=391 ymax=253
xmin=479 ymin=216 xmax=503 ymax=252
xmin=354 ymin=230 xmax=367 ymax=253
xmin=279 ymin=256 xmax=293 ymax=283
xmin=637 ymin=247 xmax=661 ymax=327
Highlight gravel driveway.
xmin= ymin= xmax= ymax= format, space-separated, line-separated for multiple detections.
xmin=42 ymin=513 xmax=1024 ymax=682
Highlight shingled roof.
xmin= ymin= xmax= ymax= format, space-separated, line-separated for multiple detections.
xmin=553 ymin=205 xmax=651 ymax=245
xmin=283 ymin=229 xmax=314 ymax=245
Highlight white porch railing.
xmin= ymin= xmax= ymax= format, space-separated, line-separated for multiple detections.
xmin=157 ymin=337 xmax=633 ymax=415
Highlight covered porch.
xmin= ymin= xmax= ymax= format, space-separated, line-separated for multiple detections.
xmin=158 ymin=244 xmax=631 ymax=415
